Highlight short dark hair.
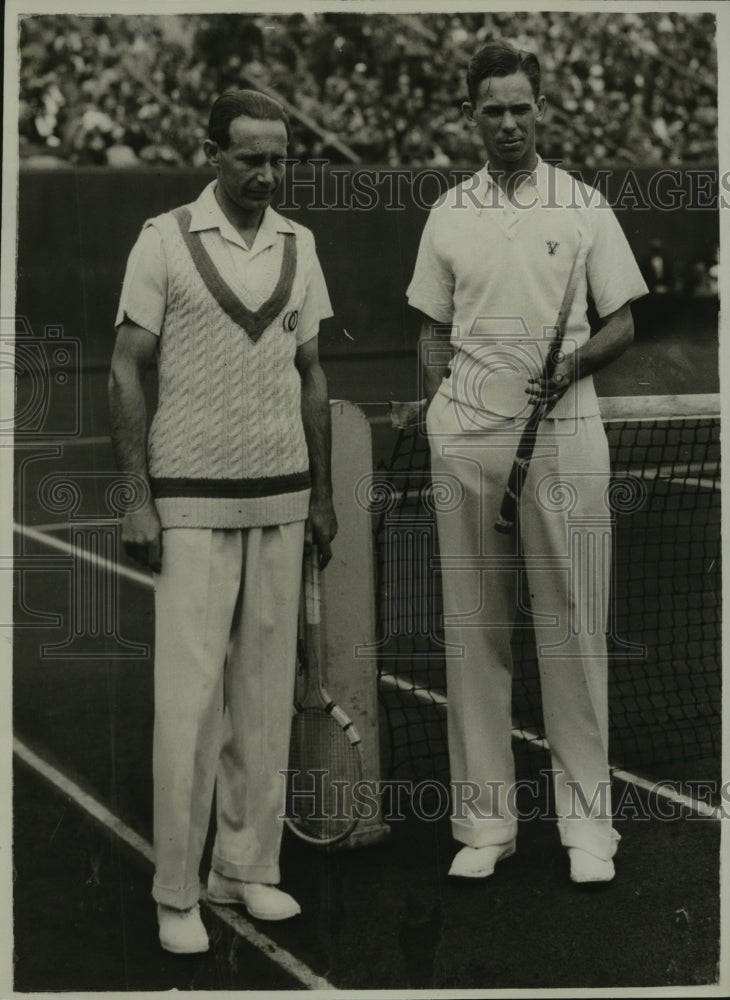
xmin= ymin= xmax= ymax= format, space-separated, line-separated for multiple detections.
xmin=208 ymin=89 xmax=291 ymax=148
xmin=466 ymin=41 xmax=541 ymax=105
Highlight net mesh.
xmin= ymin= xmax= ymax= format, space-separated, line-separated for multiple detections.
xmin=373 ymin=398 xmax=721 ymax=786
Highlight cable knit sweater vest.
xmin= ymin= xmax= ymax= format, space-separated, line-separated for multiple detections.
xmin=147 ymin=206 xmax=311 ymax=528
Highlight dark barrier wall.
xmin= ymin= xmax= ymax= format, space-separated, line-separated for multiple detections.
xmin=16 ymin=165 xmax=719 ymax=372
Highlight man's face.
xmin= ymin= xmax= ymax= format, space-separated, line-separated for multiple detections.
xmin=463 ymin=72 xmax=545 ymax=170
xmin=205 ymin=115 xmax=288 ymax=216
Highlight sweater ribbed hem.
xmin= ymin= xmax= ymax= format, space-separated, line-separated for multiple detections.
xmin=155 ymin=489 xmax=311 ymax=529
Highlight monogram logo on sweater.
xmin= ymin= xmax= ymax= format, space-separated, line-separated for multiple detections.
xmin=546 ymin=241 xmax=559 ymax=256
xmin=283 ymin=310 xmax=299 ymax=332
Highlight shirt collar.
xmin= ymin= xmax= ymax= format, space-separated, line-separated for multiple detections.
xmin=476 ymin=155 xmax=546 ymax=210
xmin=188 ymin=180 xmax=294 ymax=253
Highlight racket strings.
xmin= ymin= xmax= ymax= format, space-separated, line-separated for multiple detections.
xmin=288 ymin=709 xmax=361 ymax=842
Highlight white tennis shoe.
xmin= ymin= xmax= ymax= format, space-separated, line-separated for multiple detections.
xmin=568 ymin=848 xmax=616 ymax=883
xmin=448 ymin=841 xmax=516 ymax=878
xmin=157 ymin=903 xmax=209 ymax=954
xmin=207 ymin=870 xmax=301 ymax=920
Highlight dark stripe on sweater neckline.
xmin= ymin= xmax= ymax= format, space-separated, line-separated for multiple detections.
xmin=172 ymin=206 xmax=297 ymax=344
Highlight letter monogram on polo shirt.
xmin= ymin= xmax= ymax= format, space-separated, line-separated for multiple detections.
xmin=546 ymin=240 xmax=560 ymax=256
xmin=172 ymin=206 xmax=297 ymax=343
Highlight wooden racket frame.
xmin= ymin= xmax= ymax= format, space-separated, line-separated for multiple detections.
xmin=285 ymin=545 xmax=362 ymax=846
xmin=494 ymin=238 xmax=586 ymax=534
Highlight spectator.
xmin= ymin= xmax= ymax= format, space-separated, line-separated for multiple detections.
xmin=19 ymin=11 xmax=718 ymax=170
xmin=640 ymin=239 xmax=676 ymax=295
xmin=686 ymin=256 xmax=718 ymax=298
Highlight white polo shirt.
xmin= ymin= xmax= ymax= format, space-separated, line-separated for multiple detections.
xmin=407 ymin=158 xmax=648 ymax=421
xmin=115 ymin=180 xmax=332 ymax=346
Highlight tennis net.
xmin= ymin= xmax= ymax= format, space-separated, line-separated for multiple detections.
xmin=372 ymin=394 xmax=721 ymax=787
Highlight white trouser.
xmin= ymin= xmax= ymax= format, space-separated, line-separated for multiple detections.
xmin=151 ymin=523 xmax=304 ymax=909
xmin=427 ymin=392 xmax=619 ymax=861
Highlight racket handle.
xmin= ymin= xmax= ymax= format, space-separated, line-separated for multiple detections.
xmin=493 ymin=239 xmax=584 ymax=535
xmin=304 ymin=543 xmax=321 ymax=626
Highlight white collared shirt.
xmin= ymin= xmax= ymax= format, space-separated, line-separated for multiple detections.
xmin=407 ymin=158 xmax=648 ymax=420
xmin=116 ymin=180 xmax=332 ymax=345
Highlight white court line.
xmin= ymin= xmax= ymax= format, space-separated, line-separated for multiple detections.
xmin=24 ymin=522 xmax=76 ymax=534
xmin=16 ymin=525 xmax=724 ymax=822
xmin=15 ymin=522 xmax=152 ymax=587
xmin=610 ymin=767 xmax=723 ymax=821
xmin=13 ymin=736 xmax=336 ymax=992
xmin=14 ymin=525 xmax=335 ymax=988
xmin=378 ymin=673 xmax=724 ymax=820
xmin=14 ymin=736 xmax=154 ymax=863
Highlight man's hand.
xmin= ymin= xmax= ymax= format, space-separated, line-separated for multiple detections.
xmin=121 ymin=501 xmax=163 ymax=573
xmin=525 ymin=303 xmax=635 ymax=411
xmin=526 ymin=352 xmax=576 ymax=409
xmin=306 ymin=494 xmax=338 ymax=570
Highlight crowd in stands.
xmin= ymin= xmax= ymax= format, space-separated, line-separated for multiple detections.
xmin=19 ymin=11 xmax=717 ymax=169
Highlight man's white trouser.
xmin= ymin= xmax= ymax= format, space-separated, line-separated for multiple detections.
xmin=151 ymin=523 xmax=304 ymax=909
xmin=427 ymin=392 xmax=619 ymax=861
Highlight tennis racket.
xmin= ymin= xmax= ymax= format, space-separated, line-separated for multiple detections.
xmin=494 ymin=240 xmax=585 ymax=534
xmin=286 ymin=545 xmax=363 ymax=846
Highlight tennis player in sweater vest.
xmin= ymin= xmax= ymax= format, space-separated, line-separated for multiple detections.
xmin=109 ymin=90 xmax=337 ymax=954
